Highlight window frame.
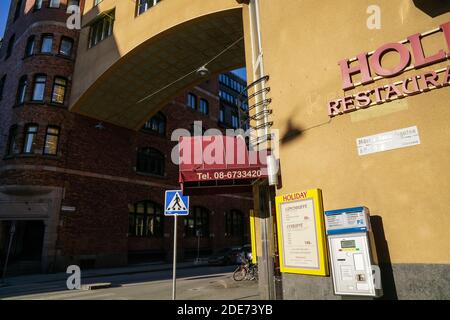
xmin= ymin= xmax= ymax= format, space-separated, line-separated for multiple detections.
xmin=22 ymin=124 xmax=39 ymax=154
xmin=184 ymin=206 xmax=210 ymax=238
xmin=16 ymin=75 xmax=28 ymax=105
xmin=136 ymin=147 xmax=165 ymax=176
xmin=225 ymin=210 xmax=244 ymax=237
xmin=88 ymin=10 xmax=115 ymax=48
xmin=128 ymin=200 xmax=164 ymax=238
xmin=187 ymin=93 xmax=197 ymax=110
xmin=34 ymin=0 xmax=43 ymax=10
xmin=40 ymin=34 xmax=54 ymax=54
xmin=58 ymin=37 xmax=74 ymax=57
xmin=31 ymin=74 xmax=47 ymax=102
xmin=136 ymin=0 xmax=161 ymax=16
xmin=142 ymin=111 xmax=166 ymax=136
xmin=6 ymin=125 xmax=19 ymax=156
xmin=49 ymin=0 xmax=61 ymax=8
xmin=25 ymin=35 xmax=36 ymax=57
xmin=43 ymin=125 xmax=60 ymax=155
xmin=51 ymin=76 xmax=68 ymax=105
xmin=199 ymin=98 xmax=209 ymax=115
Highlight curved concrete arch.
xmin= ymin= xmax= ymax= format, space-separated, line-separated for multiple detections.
xmin=70 ymin=0 xmax=246 ymax=130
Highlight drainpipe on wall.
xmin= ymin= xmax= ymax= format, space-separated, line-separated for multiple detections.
xmin=247 ymin=0 xmax=278 ymax=300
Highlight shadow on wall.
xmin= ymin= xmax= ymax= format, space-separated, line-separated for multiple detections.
xmin=280 ymin=117 xmax=333 ymax=145
xmin=370 ymin=215 xmax=398 ymax=300
xmin=413 ymin=0 xmax=450 ymax=17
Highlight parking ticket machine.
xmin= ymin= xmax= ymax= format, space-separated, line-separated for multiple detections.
xmin=324 ymin=207 xmax=383 ymax=298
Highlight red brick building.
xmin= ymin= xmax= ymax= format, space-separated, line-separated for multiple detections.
xmin=0 ymin=0 xmax=252 ymax=274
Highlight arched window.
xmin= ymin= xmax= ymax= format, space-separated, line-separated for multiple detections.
xmin=225 ymin=210 xmax=244 ymax=237
xmin=184 ymin=206 xmax=210 ymax=237
xmin=16 ymin=75 xmax=28 ymax=104
xmin=128 ymin=200 xmax=164 ymax=237
xmin=136 ymin=147 xmax=165 ymax=176
xmin=142 ymin=112 xmax=166 ymax=135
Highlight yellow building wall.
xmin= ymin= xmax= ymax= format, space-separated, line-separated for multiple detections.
xmin=255 ymin=0 xmax=450 ymax=265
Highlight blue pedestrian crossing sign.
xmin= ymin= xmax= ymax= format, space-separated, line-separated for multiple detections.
xmin=165 ymin=190 xmax=189 ymax=216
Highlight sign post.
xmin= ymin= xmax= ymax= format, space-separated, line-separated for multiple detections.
xmin=164 ymin=190 xmax=189 ymax=300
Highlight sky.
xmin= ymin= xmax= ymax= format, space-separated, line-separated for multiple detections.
xmin=231 ymin=67 xmax=247 ymax=81
xmin=0 ymin=0 xmax=11 ymax=39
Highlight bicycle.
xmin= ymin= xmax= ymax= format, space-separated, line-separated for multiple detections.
xmin=233 ymin=257 xmax=258 ymax=281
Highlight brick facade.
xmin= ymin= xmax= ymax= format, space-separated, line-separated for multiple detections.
xmin=0 ymin=0 xmax=253 ymax=273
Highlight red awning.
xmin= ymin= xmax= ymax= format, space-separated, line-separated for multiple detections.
xmin=178 ymin=135 xmax=267 ymax=195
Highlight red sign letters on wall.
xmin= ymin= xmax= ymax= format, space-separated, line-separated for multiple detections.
xmin=328 ymin=21 xmax=450 ymax=117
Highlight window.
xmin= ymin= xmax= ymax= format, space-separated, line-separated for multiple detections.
xmin=14 ymin=0 xmax=23 ymax=21
xmin=129 ymin=201 xmax=164 ymax=237
xmin=231 ymin=114 xmax=239 ymax=129
xmin=89 ymin=11 xmax=115 ymax=48
xmin=225 ymin=210 xmax=244 ymax=237
xmin=184 ymin=207 xmax=210 ymax=237
xmin=43 ymin=126 xmax=60 ymax=155
xmin=23 ymin=124 xmax=38 ymax=154
xmin=49 ymin=0 xmax=60 ymax=8
xmin=25 ymin=36 xmax=35 ymax=57
xmin=187 ymin=93 xmax=196 ymax=109
xmin=0 ymin=75 xmax=5 ymax=101
xmin=137 ymin=0 xmax=161 ymax=16
xmin=41 ymin=35 xmax=53 ymax=53
xmin=199 ymin=98 xmax=209 ymax=115
xmin=6 ymin=125 xmax=19 ymax=156
xmin=34 ymin=0 xmax=43 ymax=10
xmin=51 ymin=77 xmax=67 ymax=104
xmin=219 ymin=107 xmax=224 ymax=123
xmin=59 ymin=37 xmax=73 ymax=56
xmin=136 ymin=147 xmax=165 ymax=176
xmin=16 ymin=76 xmax=28 ymax=104
xmin=32 ymin=74 xmax=46 ymax=102
xmin=5 ymin=34 xmax=15 ymax=60
xmin=142 ymin=112 xmax=166 ymax=135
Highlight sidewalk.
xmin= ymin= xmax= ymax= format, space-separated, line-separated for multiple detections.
xmin=0 ymin=259 xmax=209 ymax=287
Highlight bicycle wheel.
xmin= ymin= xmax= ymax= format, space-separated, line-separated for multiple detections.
xmin=233 ymin=266 xmax=247 ymax=281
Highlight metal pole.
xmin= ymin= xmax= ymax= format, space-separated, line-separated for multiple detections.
xmin=1 ymin=221 xmax=16 ymax=282
xmin=172 ymin=215 xmax=177 ymax=300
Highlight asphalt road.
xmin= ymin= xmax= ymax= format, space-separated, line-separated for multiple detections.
xmin=0 ymin=265 xmax=260 ymax=300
